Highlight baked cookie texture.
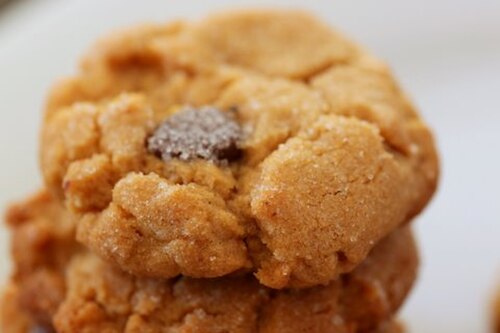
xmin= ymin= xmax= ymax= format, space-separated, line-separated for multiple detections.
xmin=0 ymin=284 xmax=35 ymax=333
xmin=1 ymin=190 xmax=416 ymax=333
xmin=40 ymin=10 xmax=438 ymax=289
xmin=3 ymin=191 xmax=80 ymax=330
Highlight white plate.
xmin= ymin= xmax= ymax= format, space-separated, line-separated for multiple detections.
xmin=1 ymin=1 xmax=499 ymax=332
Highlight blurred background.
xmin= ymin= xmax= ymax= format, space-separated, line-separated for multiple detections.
xmin=0 ymin=0 xmax=499 ymax=332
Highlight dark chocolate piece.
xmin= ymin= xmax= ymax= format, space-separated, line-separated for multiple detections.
xmin=148 ymin=106 xmax=243 ymax=164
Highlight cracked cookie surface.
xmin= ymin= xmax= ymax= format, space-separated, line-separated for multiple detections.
xmin=40 ymin=9 xmax=438 ymax=288
xmin=1 ymin=191 xmax=415 ymax=333
xmin=55 ymin=228 xmax=417 ymax=333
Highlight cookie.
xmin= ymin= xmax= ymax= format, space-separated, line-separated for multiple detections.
xmin=1 ymin=191 xmax=416 ymax=332
xmin=40 ymin=9 xmax=438 ymax=288
xmin=3 ymin=190 xmax=80 ymax=329
xmin=0 ymin=285 xmax=403 ymax=333
xmin=54 ymin=227 xmax=417 ymax=333
xmin=0 ymin=284 xmax=36 ymax=333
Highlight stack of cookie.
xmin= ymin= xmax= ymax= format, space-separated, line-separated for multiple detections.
xmin=0 ymin=10 xmax=438 ymax=333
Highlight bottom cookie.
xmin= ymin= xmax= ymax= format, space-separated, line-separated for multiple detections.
xmin=0 ymin=284 xmax=35 ymax=333
xmin=0 ymin=282 xmax=405 ymax=333
xmin=1 ymin=191 xmax=418 ymax=332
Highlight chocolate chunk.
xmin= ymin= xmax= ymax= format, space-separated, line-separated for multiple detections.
xmin=147 ymin=107 xmax=243 ymax=164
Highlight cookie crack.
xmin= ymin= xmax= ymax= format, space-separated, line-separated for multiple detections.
xmin=301 ymin=58 xmax=349 ymax=84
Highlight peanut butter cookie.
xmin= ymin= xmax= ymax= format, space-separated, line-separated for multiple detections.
xmin=0 ymin=284 xmax=35 ymax=333
xmin=40 ymin=10 xmax=438 ymax=288
xmin=2 ymin=190 xmax=80 ymax=331
xmin=1 ymin=191 xmax=416 ymax=332
xmin=55 ymin=227 xmax=417 ymax=333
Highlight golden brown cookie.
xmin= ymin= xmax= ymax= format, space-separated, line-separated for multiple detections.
xmin=2 ymin=190 xmax=417 ymax=332
xmin=40 ymin=10 xmax=438 ymax=288
xmin=1 ymin=281 xmax=404 ymax=333
xmin=0 ymin=284 xmax=35 ymax=333
xmin=53 ymin=227 xmax=417 ymax=333
xmin=3 ymin=190 xmax=80 ymax=329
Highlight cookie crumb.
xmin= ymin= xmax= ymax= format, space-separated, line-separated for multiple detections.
xmin=147 ymin=107 xmax=243 ymax=164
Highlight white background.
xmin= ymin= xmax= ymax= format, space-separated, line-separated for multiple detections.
xmin=0 ymin=1 xmax=499 ymax=332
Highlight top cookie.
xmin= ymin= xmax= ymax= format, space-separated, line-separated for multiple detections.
xmin=40 ymin=10 xmax=438 ymax=288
